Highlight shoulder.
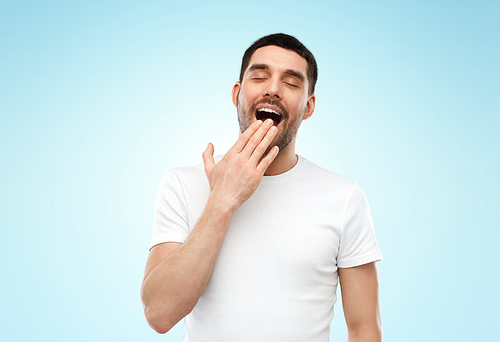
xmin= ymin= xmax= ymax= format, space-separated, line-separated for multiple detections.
xmin=298 ymin=156 xmax=356 ymax=194
xmin=162 ymin=162 xmax=205 ymax=182
xmin=157 ymin=162 xmax=208 ymax=196
xmin=165 ymin=154 xmax=224 ymax=182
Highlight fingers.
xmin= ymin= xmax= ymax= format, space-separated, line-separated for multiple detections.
xmin=240 ymin=119 xmax=276 ymax=159
xmin=248 ymin=123 xmax=277 ymax=162
xmin=256 ymin=146 xmax=279 ymax=174
xmin=202 ymin=142 xmax=215 ymax=178
xmin=230 ymin=120 xmax=263 ymax=154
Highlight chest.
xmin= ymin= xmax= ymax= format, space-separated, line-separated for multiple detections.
xmin=214 ymin=182 xmax=344 ymax=288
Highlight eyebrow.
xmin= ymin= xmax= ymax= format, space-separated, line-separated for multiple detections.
xmin=248 ymin=64 xmax=270 ymax=73
xmin=248 ymin=64 xmax=306 ymax=83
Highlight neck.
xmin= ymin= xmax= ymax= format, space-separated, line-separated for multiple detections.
xmin=264 ymin=145 xmax=298 ymax=176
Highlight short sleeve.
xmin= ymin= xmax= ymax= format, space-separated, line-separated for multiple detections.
xmin=337 ymin=182 xmax=382 ymax=268
xmin=150 ymin=170 xmax=190 ymax=249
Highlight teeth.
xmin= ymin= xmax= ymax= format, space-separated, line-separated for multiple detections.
xmin=257 ymin=107 xmax=281 ymax=116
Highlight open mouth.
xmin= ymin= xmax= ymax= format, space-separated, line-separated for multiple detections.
xmin=255 ymin=107 xmax=282 ymax=126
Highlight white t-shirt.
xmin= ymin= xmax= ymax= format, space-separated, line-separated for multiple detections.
xmin=151 ymin=155 xmax=382 ymax=341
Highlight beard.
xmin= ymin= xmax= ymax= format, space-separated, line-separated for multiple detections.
xmin=237 ymin=96 xmax=306 ymax=155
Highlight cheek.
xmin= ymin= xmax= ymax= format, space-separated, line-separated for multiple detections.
xmin=238 ymin=90 xmax=249 ymax=106
xmin=242 ymin=85 xmax=262 ymax=100
xmin=297 ymin=97 xmax=309 ymax=114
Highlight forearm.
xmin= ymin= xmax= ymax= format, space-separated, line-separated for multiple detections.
xmin=141 ymin=195 xmax=234 ymax=333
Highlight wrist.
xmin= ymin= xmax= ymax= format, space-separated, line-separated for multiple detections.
xmin=206 ymin=191 xmax=240 ymax=216
xmin=193 ymin=194 xmax=236 ymax=239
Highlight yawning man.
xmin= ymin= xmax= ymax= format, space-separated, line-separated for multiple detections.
xmin=141 ymin=33 xmax=383 ymax=342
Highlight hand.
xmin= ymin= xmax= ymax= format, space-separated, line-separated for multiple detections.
xmin=202 ymin=119 xmax=279 ymax=211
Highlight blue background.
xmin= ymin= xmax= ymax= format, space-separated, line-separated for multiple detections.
xmin=1 ymin=1 xmax=498 ymax=341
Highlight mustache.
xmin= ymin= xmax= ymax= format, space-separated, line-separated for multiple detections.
xmin=250 ymin=98 xmax=288 ymax=119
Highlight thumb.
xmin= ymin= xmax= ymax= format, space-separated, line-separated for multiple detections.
xmin=202 ymin=142 xmax=215 ymax=178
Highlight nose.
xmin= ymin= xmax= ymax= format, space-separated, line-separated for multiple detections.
xmin=264 ymin=76 xmax=282 ymax=99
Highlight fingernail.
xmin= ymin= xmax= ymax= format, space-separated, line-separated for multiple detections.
xmin=265 ymin=119 xmax=273 ymax=126
xmin=270 ymin=126 xmax=277 ymax=133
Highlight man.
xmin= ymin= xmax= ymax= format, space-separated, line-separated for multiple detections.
xmin=141 ymin=33 xmax=382 ymax=341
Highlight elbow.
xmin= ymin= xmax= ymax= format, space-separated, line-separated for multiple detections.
xmin=347 ymin=321 xmax=382 ymax=342
xmin=141 ymin=284 xmax=173 ymax=334
xmin=144 ymin=306 xmax=174 ymax=334
xmin=141 ymin=282 xmax=193 ymax=334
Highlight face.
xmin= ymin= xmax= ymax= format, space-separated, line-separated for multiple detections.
xmin=232 ymin=45 xmax=315 ymax=154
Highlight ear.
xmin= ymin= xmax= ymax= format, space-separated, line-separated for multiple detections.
xmin=303 ymin=93 xmax=316 ymax=120
xmin=231 ymin=82 xmax=241 ymax=107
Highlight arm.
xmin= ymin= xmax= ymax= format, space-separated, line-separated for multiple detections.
xmin=339 ymin=262 xmax=382 ymax=342
xmin=140 ymin=119 xmax=278 ymax=334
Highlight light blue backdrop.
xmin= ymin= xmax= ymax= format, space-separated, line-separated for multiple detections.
xmin=1 ymin=1 xmax=498 ymax=341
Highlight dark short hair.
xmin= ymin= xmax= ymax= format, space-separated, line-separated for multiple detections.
xmin=239 ymin=33 xmax=318 ymax=95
